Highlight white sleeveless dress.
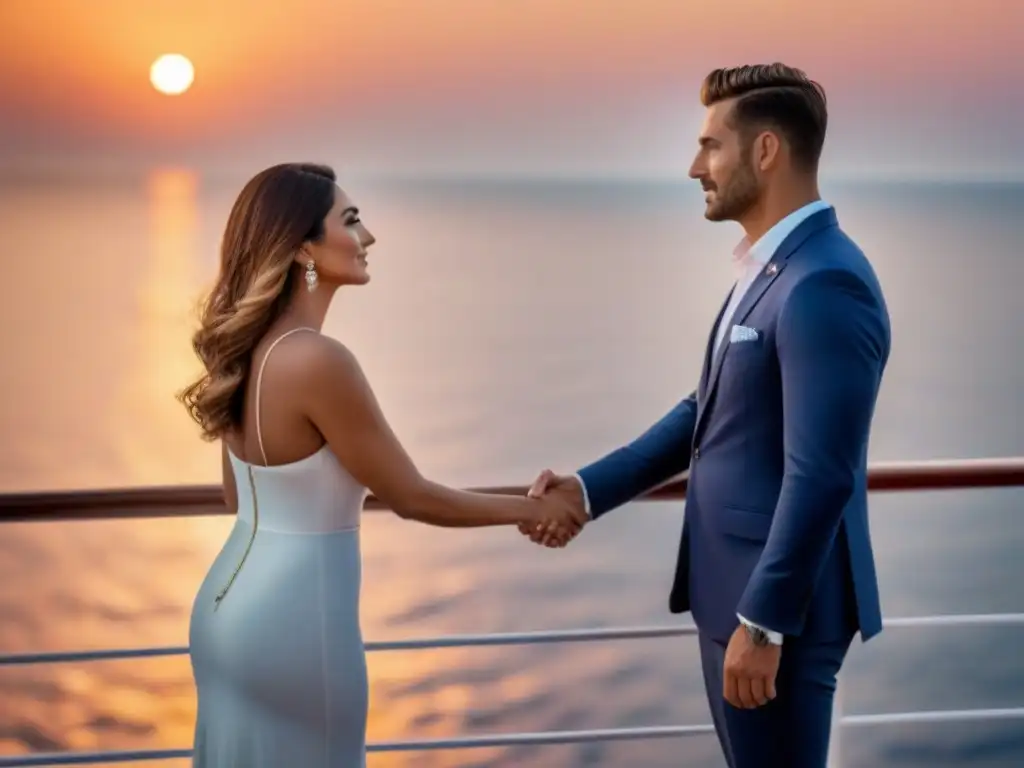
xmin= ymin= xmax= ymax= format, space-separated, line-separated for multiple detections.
xmin=189 ymin=329 xmax=369 ymax=767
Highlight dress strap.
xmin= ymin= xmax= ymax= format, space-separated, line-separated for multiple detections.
xmin=253 ymin=327 xmax=318 ymax=466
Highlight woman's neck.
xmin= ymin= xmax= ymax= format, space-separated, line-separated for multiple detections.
xmin=280 ymin=282 xmax=338 ymax=332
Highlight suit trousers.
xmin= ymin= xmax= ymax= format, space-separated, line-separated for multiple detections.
xmin=698 ymin=631 xmax=853 ymax=768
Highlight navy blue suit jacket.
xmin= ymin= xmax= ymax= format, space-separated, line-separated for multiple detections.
xmin=577 ymin=208 xmax=890 ymax=644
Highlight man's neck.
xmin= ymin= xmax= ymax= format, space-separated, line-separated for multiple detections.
xmin=740 ymin=183 xmax=821 ymax=245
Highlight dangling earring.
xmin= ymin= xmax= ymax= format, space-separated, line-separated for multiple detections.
xmin=304 ymin=259 xmax=319 ymax=292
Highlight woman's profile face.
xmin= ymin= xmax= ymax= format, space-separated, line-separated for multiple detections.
xmin=304 ymin=186 xmax=376 ymax=287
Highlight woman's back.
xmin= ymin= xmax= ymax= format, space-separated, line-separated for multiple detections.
xmin=189 ymin=327 xmax=370 ymax=768
xmin=223 ymin=326 xmax=367 ymax=535
xmin=225 ymin=444 xmax=364 ymax=534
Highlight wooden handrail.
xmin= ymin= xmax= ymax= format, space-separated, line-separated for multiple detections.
xmin=1 ymin=456 xmax=1021 ymax=524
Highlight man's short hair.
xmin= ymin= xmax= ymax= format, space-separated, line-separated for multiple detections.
xmin=701 ymin=63 xmax=828 ymax=171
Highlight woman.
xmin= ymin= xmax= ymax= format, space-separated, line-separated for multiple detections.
xmin=179 ymin=163 xmax=584 ymax=767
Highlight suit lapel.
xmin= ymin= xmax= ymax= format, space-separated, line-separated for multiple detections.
xmin=698 ymin=287 xmax=734 ymax=405
xmin=702 ymin=262 xmax=786 ymax=405
xmin=693 ymin=207 xmax=839 ymax=441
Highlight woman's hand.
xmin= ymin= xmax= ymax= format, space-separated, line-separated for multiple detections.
xmin=518 ymin=470 xmax=588 ymax=547
xmin=522 ymin=492 xmax=587 ymax=547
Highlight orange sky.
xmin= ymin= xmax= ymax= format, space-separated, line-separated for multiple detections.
xmin=1 ymin=0 xmax=1021 ymax=178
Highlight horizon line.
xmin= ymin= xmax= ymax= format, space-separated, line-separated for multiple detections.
xmin=2 ymin=161 xmax=1023 ymax=187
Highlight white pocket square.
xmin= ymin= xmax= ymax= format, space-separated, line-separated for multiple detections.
xmin=729 ymin=324 xmax=759 ymax=343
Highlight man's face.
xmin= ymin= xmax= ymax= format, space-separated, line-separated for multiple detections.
xmin=688 ymin=100 xmax=761 ymax=222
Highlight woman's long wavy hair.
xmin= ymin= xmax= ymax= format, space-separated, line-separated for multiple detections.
xmin=179 ymin=163 xmax=337 ymax=441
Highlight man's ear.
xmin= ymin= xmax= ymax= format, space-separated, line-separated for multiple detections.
xmin=753 ymin=130 xmax=782 ymax=173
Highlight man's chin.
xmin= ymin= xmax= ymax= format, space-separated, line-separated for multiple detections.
xmin=704 ymin=206 xmax=729 ymax=222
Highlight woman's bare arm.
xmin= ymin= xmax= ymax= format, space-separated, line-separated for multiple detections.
xmin=302 ymin=337 xmax=583 ymax=532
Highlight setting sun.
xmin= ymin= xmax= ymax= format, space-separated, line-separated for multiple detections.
xmin=150 ymin=54 xmax=195 ymax=96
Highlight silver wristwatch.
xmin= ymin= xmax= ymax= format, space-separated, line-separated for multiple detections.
xmin=744 ymin=622 xmax=771 ymax=647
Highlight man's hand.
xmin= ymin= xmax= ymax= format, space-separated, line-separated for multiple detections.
xmin=519 ymin=469 xmax=587 ymax=547
xmin=723 ymin=623 xmax=781 ymax=709
xmin=531 ymin=493 xmax=587 ymax=547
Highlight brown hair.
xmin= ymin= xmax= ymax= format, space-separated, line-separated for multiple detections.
xmin=700 ymin=63 xmax=828 ymax=171
xmin=179 ymin=163 xmax=337 ymax=441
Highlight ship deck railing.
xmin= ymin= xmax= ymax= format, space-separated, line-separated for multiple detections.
xmin=0 ymin=456 xmax=1022 ymax=767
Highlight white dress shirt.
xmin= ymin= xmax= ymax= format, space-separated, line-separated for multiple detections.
xmin=575 ymin=200 xmax=833 ymax=644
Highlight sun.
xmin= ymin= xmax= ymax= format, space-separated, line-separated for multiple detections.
xmin=150 ymin=54 xmax=195 ymax=96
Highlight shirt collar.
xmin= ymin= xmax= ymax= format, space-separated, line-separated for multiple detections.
xmin=732 ymin=199 xmax=832 ymax=269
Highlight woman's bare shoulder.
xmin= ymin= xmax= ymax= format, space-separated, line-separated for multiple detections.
xmin=269 ymin=331 xmax=367 ymax=394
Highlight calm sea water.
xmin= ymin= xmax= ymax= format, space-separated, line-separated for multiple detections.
xmin=0 ymin=174 xmax=1022 ymax=767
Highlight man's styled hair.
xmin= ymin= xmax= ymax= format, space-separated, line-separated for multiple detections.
xmin=700 ymin=63 xmax=828 ymax=172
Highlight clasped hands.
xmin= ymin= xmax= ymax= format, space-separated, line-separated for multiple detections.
xmin=518 ymin=469 xmax=587 ymax=548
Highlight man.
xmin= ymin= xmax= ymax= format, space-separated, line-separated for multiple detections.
xmin=525 ymin=63 xmax=891 ymax=767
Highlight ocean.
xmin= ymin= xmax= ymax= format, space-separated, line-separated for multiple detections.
xmin=0 ymin=173 xmax=1022 ymax=767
